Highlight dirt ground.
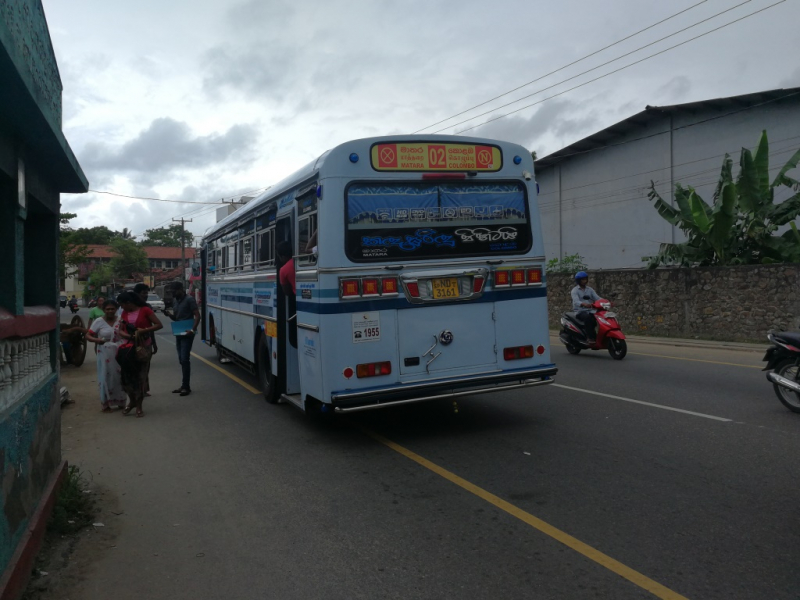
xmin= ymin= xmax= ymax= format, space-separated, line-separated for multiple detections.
xmin=22 ymin=363 xmax=124 ymax=600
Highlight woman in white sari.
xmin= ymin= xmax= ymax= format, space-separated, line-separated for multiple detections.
xmin=85 ymin=300 xmax=127 ymax=411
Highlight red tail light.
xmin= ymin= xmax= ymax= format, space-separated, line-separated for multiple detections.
xmin=494 ymin=271 xmax=510 ymax=287
xmin=527 ymin=268 xmax=542 ymax=284
xmin=536 ymin=345 xmax=545 ymax=355
xmin=473 ymin=275 xmax=485 ymax=294
xmin=382 ymin=277 xmax=399 ymax=295
xmin=406 ymin=281 xmax=420 ymax=297
xmin=357 ymin=361 xmax=392 ymax=378
xmin=511 ymin=270 xmax=526 ymax=285
xmin=362 ymin=278 xmax=380 ymax=296
xmin=341 ymin=279 xmax=360 ymax=297
xmin=504 ymin=345 xmax=534 ymax=360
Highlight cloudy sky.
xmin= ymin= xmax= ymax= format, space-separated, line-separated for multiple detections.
xmin=43 ymin=0 xmax=800 ymax=242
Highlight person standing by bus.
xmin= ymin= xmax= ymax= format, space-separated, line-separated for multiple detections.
xmin=134 ymin=283 xmax=158 ymax=396
xmin=87 ymin=296 xmax=106 ymax=328
xmin=167 ymin=283 xmax=200 ymax=396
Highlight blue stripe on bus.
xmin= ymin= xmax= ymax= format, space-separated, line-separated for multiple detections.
xmin=296 ymin=287 xmax=547 ymax=314
xmin=221 ymin=295 xmax=254 ymax=303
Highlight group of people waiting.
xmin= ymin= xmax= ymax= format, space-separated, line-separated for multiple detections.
xmin=85 ymin=283 xmax=200 ymax=417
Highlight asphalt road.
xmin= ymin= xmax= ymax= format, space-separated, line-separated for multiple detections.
xmin=58 ymin=307 xmax=800 ymax=599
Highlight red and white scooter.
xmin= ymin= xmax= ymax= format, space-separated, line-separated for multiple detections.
xmin=559 ymin=298 xmax=627 ymax=360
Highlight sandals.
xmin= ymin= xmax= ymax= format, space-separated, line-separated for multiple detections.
xmin=101 ymin=407 xmax=112 ymax=413
xmin=122 ymin=406 xmax=133 ymax=415
xmin=136 ymin=409 xmax=145 ymax=418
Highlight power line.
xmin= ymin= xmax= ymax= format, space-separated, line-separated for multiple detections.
xmin=414 ymin=0 xmax=713 ymax=133
xmin=452 ymin=0 xmax=787 ymax=135
xmin=532 ymin=90 xmax=800 ymax=169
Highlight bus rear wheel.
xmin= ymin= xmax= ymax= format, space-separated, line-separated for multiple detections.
xmin=258 ymin=335 xmax=277 ymax=404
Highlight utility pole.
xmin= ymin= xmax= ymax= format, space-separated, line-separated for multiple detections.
xmin=173 ymin=217 xmax=193 ymax=289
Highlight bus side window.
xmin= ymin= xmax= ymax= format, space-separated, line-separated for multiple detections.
xmin=242 ymin=236 xmax=253 ymax=269
xmin=298 ymin=214 xmax=317 ymax=266
xmin=227 ymin=244 xmax=235 ymax=272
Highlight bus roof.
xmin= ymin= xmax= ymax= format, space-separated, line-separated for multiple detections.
xmin=202 ymin=134 xmax=532 ymax=242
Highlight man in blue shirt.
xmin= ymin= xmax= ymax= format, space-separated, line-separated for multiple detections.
xmin=571 ymin=271 xmax=600 ymax=342
xmin=167 ymin=283 xmax=200 ymax=396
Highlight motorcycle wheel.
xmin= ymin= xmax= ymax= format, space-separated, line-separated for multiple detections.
xmin=772 ymin=359 xmax=800 ymax=413
xmin=607 ymin=338 xmax=627 ymax=360
xmin=566 ymin=343 xmax=581 ymax=355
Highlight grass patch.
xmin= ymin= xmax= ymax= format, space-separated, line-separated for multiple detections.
xmin=48 ymin=465 xmax=96 ymax=535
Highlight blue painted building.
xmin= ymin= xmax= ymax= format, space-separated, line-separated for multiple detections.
xmin=0 ymin=0 xmax=88 ymax=591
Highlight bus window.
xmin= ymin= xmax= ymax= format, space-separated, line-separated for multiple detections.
xmin=257 ymin=229 xmax=273 ymax=266
xmin=345 ymin=181 xmax=531 ymax=262
xmin=297 ymin=213 xmax=317 ymax=266
xmin=227 ymin=245 xmax=236 ymax=272
xmin=207 ymin=245 xmax=216 ymax=272
xmin=242 ymin=236 xmax=254 ymax=269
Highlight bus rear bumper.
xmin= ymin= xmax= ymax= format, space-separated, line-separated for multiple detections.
xmin=331 ymin=365 xmax=557 ymax=413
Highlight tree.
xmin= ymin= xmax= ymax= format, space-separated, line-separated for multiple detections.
xmin=531 ymin=150 xmax=538 ymax=161
xmin=119 ymin=227 xmax=135 ymax=240
xmin=109 ymin=238 xmax=149 ymax=279
xmin=645 ymin=131 xmax=800 ymax=268
xmin=67 ymin=226 xmax=118 ymax=245
xmin=546 ymin=253 xmax=588 ymax=273
xmin=140 ymin=224 xmax=193 ymax=247
xmin=58 ymin=213 xmax=92 ymax=280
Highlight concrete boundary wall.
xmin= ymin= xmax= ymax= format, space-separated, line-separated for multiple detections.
xmin=546 ymin=264 xmax=800 ymax=342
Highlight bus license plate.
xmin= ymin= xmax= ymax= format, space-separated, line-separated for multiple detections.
xmin=432 ymin=278 xmax=459 ymax=299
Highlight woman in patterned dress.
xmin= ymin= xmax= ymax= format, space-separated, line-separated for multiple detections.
xmin=85 ymin=300 xmax=127 ymax=411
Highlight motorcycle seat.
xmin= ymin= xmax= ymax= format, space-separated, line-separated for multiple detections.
xmin=773 ymin=331 xmax=800 ymax=346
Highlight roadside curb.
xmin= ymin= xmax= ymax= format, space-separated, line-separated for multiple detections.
xmin=0 ymin=460 xmax=68 ymax=600
xmin=549 ymin=331 xmax=766 ymax=353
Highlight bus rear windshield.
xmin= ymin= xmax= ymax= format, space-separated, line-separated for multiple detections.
xmin=345 ymin=181 xmax=531 ymax=262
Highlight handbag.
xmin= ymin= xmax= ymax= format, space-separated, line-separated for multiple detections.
xmin=134 ymin=331 xmax=152 ymax=363
xmin=116 ymin=343 xmax=136 ymax=368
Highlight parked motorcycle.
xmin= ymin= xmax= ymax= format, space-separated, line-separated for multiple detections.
xmin=559 ymin=298 xmax=627 ymax=360
xmin=763 ymin=331 xmax=800 ymax=413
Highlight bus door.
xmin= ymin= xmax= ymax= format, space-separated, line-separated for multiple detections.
xmin=275 ymin=216 xmax=300 ymax=395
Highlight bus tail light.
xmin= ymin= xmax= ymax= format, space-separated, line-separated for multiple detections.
xmin=357 ymin=361 xmax=392 ymax=378
xmin=381 ymin=277 xmax=399 ymax=295
xmin=511 ymin=269 xmax=526 ymax=285
xmin=504 ymin=345 xmax=534 ymax=360
xmin=527 ymin=268 xmax=543 ymax=284
xmin=405 ymin=281 xmax=420 ymax=298
xmin=494 ymin=271 xmax=510 ymax=287
xmin=341 ymin=279 xmax=360 ymax=297
xmin=473 ymin=275 xmax=485 ymax=294
xmin=362 ymin=278 xmax=380 ymax=296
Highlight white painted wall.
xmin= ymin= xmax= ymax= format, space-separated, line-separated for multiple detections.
xmin=536 ymin=99 xmax=800 ymax=269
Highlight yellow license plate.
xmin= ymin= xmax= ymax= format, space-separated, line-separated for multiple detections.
xmin=265 ymin=320 xmax=277 ymax=338
xmin=432 ymin=278 xmax=459 ymax=299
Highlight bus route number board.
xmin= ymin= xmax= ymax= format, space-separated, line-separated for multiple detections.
xmin=352 ymin=312 xmax=380 ymax=343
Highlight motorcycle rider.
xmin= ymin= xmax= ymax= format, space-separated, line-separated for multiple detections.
xmin=571 ymin=271 xmax=600 ymax=343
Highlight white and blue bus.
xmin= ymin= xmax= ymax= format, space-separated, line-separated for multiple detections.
xmin=200 ymin=135 xmax=557 ymax=414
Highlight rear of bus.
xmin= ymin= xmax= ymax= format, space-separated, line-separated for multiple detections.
xmin=310 ymin=136 xmax=556 ymax=412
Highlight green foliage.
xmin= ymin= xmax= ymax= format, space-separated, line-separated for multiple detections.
xmin=109 ymin=238 xmax=149 ymax=279
xmin=48 ymin=466 xmax=95 ymax=535
xmin=140 ymin=224 xmax=193 ymax=247
xmin=645 ymin=131 xmax=800 ymax=267
xmin=65 ymin=226 xmax=118 ymax=245
xmin=546 ymin=253 xmax=588 ymax=273
xmin=58 ymin=213 xmax=91 ymax=280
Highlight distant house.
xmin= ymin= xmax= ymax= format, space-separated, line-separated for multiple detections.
xmin=534 ymin=87 xmax=800 ymax=269
xmin=0 ymin=0 xmax=88 ymax=593
xmin=63 ymin=245 xmax=198 ymax=295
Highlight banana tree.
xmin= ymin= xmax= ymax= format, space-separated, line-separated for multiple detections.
xmin=645 ymin=131 xmax=800 ymax=267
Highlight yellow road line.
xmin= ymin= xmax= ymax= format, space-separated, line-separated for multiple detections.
xmin=191 ymin=352 xmax=261 ymax=394
xmin=547 ymin=334 xmax=761 ymax=369
xmin=628 ymin=351 xmax=761 ymax=369
xmin=361 ymin=427 xmax=690 ymax=600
